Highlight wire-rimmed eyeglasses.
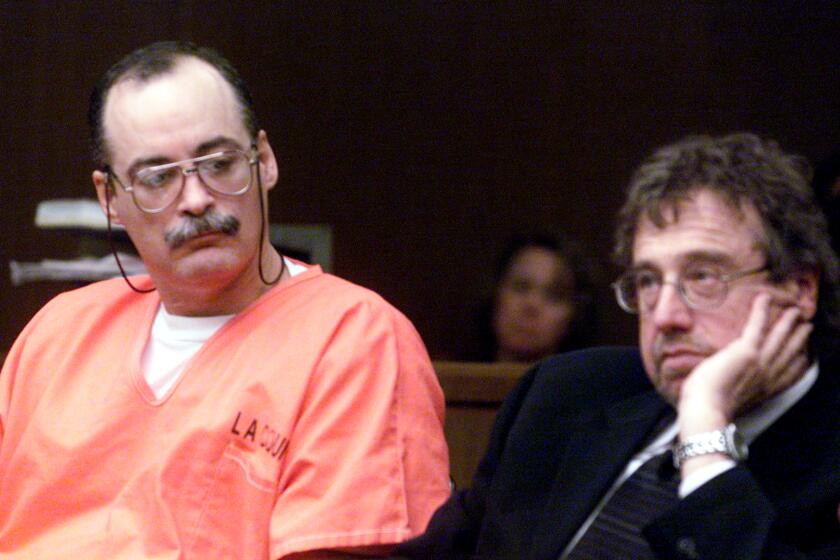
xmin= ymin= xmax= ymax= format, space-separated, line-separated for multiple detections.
xmin=105 ymin=146 xmax=258 ymax=214
xmin=612 ymin=265 xmax=768 ymax=314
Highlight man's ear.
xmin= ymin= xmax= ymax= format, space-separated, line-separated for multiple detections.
xmin=93 ymin=170 xmax=123 ymax=225
xmin=256 ymin=130 xmax=279 ymax=191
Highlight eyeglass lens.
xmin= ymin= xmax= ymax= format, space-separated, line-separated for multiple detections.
xmin=618 ymin=269 xmax=727 ymax=312
xmin=133 ymin=151 xmax=252 ymax=211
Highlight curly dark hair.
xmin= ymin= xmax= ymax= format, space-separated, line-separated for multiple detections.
xmin=89 ymin=41 xmax=259 ymax=168
xmin=811 ymin=150 xmax=840 ymax=256
xmin=614 ymin=132 xmax=840 ymax=353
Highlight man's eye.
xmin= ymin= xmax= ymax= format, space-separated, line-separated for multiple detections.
xmin=203 ymin=156 xmax=235 ymax=174
xmin=139 ymin=169 xmax=178 ymax=190
xmin=684 ymin=268 xmax=719 ymax=285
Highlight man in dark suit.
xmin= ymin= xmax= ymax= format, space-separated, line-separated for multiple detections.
xmin=396 ymin=133 xmax=840 ymax=559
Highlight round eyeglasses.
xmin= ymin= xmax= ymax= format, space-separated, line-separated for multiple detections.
xmin=612 ymin=265 xmax=768 ymax=314
xmin=106 ymin=147 xmax=258 ymax=214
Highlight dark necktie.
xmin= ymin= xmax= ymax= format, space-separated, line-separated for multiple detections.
xmin=563 ymin=448 xmax=679 ymax=560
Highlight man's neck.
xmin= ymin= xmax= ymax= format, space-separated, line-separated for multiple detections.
xmin=154 ymin=246 xmax=287 ymax=316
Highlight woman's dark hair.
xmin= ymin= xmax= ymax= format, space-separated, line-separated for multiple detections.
xmin=474 ymin=231 xmax=599 ymax=361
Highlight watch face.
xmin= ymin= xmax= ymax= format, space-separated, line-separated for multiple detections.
xmin=726 ymin=424 xmax=749 ymax=461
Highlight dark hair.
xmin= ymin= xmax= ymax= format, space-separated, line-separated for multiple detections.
xmin=614 ymin=132 xmax=840 ymax=352
xmin=811 ymin=150 xmax=840 ymax=256
xmin=476 ymin=231 xmax=599 ymax=361
xmin=89 ymin=41 xmax=259 ymax=168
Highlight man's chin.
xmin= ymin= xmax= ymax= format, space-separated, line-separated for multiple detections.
xmin=666 ymin=380 xmax=685 ymax=405
xmin=171 ymin=251 xmax=241 ymax=279
xmin=659 ymin=353 xmax=704 ymax=373
xmin=655 ymin=368 xmax=689 ymax=406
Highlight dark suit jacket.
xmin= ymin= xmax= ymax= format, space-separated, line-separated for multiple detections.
xmin=396 ymin=347 xmax=840 ymax=559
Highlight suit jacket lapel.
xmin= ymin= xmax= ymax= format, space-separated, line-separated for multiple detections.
xmin=530 ymin=390 xmax=672 ymax=559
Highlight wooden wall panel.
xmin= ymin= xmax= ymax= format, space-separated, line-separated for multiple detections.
xmin=2 ymin=2 xmax=840 ymax=361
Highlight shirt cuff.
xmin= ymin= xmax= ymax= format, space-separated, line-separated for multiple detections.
xmin=678 ymin=459 xmax=736 ymax=498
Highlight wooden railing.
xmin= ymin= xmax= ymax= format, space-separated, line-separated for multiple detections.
xmin=434 ymin=360 xmax=529 ymax=490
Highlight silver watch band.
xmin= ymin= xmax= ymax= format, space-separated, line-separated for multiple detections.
xmin=672 ymin=423 xmax=748 ymax=469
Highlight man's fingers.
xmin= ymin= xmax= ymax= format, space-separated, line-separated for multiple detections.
xmin=771 ymin=354 xmax=809 ymax=397
xmin=740 ymin=293 xmax=772 ymax=347
xmin=756 ymin=321 xmax=811 ymax=402
xmin=758 ymin=306 xmax=802 ymax=369
xmin=771 ymin=322 xmax=812 ymax=377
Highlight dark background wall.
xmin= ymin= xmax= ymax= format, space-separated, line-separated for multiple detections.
xmin=2 ymin=1 xmax=840 ymax=359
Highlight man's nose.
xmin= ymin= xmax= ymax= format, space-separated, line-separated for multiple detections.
xmin=177 ymin=169 xmax=215 ymax=214
xmin=649 ymin=283 xmax=692 ymax=331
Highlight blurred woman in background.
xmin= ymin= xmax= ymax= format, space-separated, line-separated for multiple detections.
xmin=479 ymin=231 xmax=599 ymax=363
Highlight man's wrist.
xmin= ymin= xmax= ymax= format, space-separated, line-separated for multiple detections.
xmin=677 ymin=408 xmax=729 ymax=441
xmin=673 ymin=423 xmax=749 ymax=470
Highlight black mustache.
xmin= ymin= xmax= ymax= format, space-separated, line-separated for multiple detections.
xmin=165 ymin=212 xmax=240 ymax=249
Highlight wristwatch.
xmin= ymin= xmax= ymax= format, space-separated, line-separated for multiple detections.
xmin=672 ymin=423 xmax=748 ymax=469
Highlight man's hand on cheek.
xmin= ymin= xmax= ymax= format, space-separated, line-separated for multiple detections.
xmin=677 ymin=292 xmax=812 ymax=437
